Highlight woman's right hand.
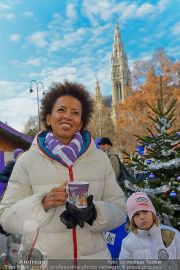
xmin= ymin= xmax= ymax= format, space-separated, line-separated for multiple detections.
xmin=42 ymin=180 xmax=68 ymax=211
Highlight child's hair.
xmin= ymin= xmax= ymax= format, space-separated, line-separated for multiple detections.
xmin=130 ymin=212 xmax=160 ymax=234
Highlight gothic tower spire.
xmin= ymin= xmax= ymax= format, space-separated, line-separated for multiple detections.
xmin=94 ymin=79 xmax=103 ymax=136
xmin=94 ymin=79 xmax=103 ymax=111
xmin=111 ymin=21 xmax=132 ymax=126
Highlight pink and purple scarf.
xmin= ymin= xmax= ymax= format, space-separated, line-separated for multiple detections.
xmin=45 ymin=132 xmax=83 ymax=166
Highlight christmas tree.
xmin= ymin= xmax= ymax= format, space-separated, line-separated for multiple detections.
xmin=124 ymin=77 xmax=180 ymax=230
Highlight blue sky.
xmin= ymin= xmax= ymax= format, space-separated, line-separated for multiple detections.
xmin=0 ymin=0 xmax=179 ymax=131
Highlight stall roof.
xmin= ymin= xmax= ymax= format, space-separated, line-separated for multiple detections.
xmin=0 ymin=121 xmax=33 ymax=145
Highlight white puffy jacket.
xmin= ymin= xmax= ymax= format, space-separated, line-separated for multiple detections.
xmin=0 ymin=131 xmax=126 ymax=259
xmin=119 ymin=224 xmax=180 ymax=259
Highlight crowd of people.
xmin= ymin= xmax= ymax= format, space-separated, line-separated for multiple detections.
xmin=0 ymin=81 xmax=179 ymax=269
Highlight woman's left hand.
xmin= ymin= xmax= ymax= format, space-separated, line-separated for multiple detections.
xmin=42 ymin=180 xmax=68 ymax=211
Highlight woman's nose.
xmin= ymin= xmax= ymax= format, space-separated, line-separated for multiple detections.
xmin=63 ymin=110 xmax=72 ymax=119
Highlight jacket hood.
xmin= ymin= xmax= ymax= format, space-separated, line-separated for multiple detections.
xmin=30 ymin=130 xmax=96 ymax=164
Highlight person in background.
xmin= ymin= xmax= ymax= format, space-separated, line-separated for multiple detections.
xmin=0 ymin=149 xmax=24 ymax=268
xmin=98 ymin=137 xmax=127 ymax=259
xmin=98 ymin=137 xmax=120 ymax=179
xmin=0 ymin=81 xmax=126 ymax=262
xmin=0 ymin=148 xmax=24 ymax=189
xmin=119 ymin=192 xmax=180 ymax=261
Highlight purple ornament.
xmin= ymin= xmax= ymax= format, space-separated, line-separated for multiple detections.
xmin=177 ymin=131 xmax=180 ymax=136
xmin=176 ymin=176 xmax=180 ymax=181
xmin=149 ymin=173 xmax=155 ymax=179
xmin=170 ymin=191 xmax=176 ymax=198
xmin=146 ymin=159 xmax=151 ymax=164
xmin=136 ymin=145 xmax=144 ymax=155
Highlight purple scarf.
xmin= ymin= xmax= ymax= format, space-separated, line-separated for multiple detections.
xmin=45 ymin=131 xmax=83 ymax=166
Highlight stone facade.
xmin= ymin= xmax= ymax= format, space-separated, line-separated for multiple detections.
xmin=94 ymin=22 xmax=132 ymax=128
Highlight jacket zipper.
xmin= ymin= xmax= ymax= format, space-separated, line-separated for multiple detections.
xmin=68 ymin=165 xmax=78 ymax=267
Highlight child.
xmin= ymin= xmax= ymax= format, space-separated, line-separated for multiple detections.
xmin=119 ymin=192 xmax=180 ymax=260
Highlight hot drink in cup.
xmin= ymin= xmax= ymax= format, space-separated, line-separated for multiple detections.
xmin=67 ymin=182 xmax=89 ymax=208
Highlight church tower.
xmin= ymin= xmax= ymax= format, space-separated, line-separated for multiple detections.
xmin=94 ymin=79 xmax=103 ymax=136
xmin=111 ymin=21 xmax=132 ymax=126
xmin=94 ymin=79 xmax=103 ymax=111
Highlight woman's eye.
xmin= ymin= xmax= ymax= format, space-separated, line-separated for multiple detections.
xmin=72 ymin=111 xmax=79 ymax=115
xmin=58 ymin=108 xmax=65 ymax=112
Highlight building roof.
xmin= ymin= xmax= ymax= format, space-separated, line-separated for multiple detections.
xmin=0 ymin=121 xmax=33 ymax=145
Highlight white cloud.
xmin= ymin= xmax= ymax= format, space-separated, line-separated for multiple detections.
xmin=157 ymin=0 xmax=171 ymax=12
xmin=28 ymin=31 xmax=48 ymax=48
xmin=49 ymin=28 xmax=86 ymax=52
xmin=49 ymin=40 xmax=62 ymax=52
xmin=47 ymin=13 xmax=65 ymax=34
xmin=0 ymin=81 xmax=38 ymax=131
xmin=26 ymin=58 xmax=46 ymax=67
xmin=0 ymin=96 xmax=36 ymax=131
xmin=49 ymin=39 xmax=62 ymax=52
xmin=136 ymin=3 xmax=154 ymax=16
xmin=81 ymin=0 xmax=116 ymax=25
xmin=64 ymin=28 xmax=86 ymax=43
xmin=166 ymin=44 xmax=180 ymax=58
xmin=40 ymin=66 xmax=78 ymax=85
xmin=0 ymin=3 xmax=11 ymax=10
xmin=154 ymin=31 xmax=166 ymax=39
xmin=66 ymin=3 xmax=77 ymax=20
xmin=90 ymin=22 xmax=112 ymax=37
xmin=23 ymin=11 xmax=34 ymax=17
xmin=82 ymin=0 xmax=171 ymax=23
xmin=171 ymin=22 xmax=180 ymax=37
xmin=70 ymin=56 xmax=93 ymax=66
xmin=0 ymin=81 xmax=27 ymax=97
xmin=9 ymin=33 xmax=20 ymax=42
xmin=2 ymin=12 xmax=16 ymax=20
xmin=116 ymin=2 xmax=156 ymax=20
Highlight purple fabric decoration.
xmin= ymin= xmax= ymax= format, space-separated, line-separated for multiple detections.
xmin=45 ymin=132 xmax=83 ymax=166
xmin=0 ymin=182 xmax=7 ymax=198
xmin=14 ymin=148 xmax=24 ymax=160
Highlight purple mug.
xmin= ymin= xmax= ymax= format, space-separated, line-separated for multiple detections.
xmin=67 ymin=182 xmax=89 ymax=208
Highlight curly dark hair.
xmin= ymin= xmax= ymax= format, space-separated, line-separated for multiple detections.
xmin=40 ymin=81 xmax=94 ymax=131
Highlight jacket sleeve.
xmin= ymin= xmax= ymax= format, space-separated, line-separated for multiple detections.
xmin=0 ymin=157 xmax=55 ymax=234
xmin=87 ymin=155 xmax=127 ymax=232
xmin=175 ymin=230 xmax=180 ymax=259
xmin=109 ymin=155 xmax=120 ymax=179
xmin=119 ymin=237 xmax=132 ymax=259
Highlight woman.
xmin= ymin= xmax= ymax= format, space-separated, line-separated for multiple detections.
xmin=0 ymin=81 xmax=126 ymax=261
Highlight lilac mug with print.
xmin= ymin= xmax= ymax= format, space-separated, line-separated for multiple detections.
xmin=67 ymin=182 xmax=89 ymax=208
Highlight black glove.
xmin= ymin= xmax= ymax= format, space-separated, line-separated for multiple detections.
xmin=60 ymin=208 xmax=77 ymax=229
xmin=66 ymin=195 xmax=97 ymax=228
xmin=0 ymin=224 xmax=10 ymax=236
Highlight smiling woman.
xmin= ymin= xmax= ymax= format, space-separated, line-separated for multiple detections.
xmin=0 ymin=81 xmax=126 ymax=262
